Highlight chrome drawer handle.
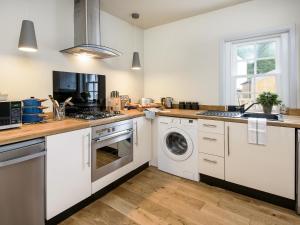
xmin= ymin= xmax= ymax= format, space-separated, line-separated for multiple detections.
xmin=95 ymin=130 xmax=132 ymax=142
xmin=135 ymin=121 xmax=138 ymax=145
xmin=203 ymin=137 xmax=217 ymax=141
xmin=203 ymin=158 xmax=217 ymax=164
xmin=87 ymin=133 xmax=91 ymax=167
xmin=227 ymin=126 xmax=230 ymax=157
xmin=203 ymin=124 xmax=217 ymax=128
xmin=160 ymin=122 xmax=168 ymax=124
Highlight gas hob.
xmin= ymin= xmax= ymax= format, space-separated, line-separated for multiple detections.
xmin=68 ymin=111 xmax=120 ymax=120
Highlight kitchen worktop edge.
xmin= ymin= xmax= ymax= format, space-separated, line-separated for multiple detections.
xmin=1 ymin=109 xmax=300 ymax=146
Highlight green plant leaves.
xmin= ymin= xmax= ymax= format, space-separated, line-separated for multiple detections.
xmin=256 ymin=92 xmax=282 ymax=107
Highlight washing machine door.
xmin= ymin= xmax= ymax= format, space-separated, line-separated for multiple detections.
xmin=163 ymin=127 xmax=193 ymax=161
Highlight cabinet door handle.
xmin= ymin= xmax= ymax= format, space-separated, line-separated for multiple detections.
xmin=203 ymin=124 xmax=217 ymax=128
xmin=227 ymin=126 xmax=230 ymax=156
xmin=203 ymin=137 xmax=217 ymax=141
xmin=135 ymin=121 xmax=138 ymax=145
xmin=203 ymin=158 xmax=217 ymax=164
xmin=85 ymin=133 xmax=91 ymax=167
xmin=160 ymin=122 xmax=168 ymax=125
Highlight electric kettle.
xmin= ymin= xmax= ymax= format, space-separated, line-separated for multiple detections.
xmin=161 ymin=97 xmax=173 ymax=109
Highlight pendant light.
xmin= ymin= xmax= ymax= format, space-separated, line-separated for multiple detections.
xmin=132 ymin=51 xmax=141 ymax=70
xmin=131 ymin=13 xmax=141 ymax=70
xmin=18 ymin=20 xmax=38 ymax=52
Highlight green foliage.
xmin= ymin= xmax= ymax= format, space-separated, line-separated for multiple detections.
xmin=257 ymin=59 xmax=275 ymax=74
xmin=237 ymin=42 xmax=276 ymax=75
xmin=256 ymin=92 xmax=282 ymax=107
xmin=247 ymin=62 xmax=254 ymax=74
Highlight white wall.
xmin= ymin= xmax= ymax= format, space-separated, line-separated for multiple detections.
xmin=144 ymin=0 xmax=300 ymax=105
xmin=0 ymin=0 xmax=144 ymax=109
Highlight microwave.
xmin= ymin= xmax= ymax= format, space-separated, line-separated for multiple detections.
xmin=0 ymin=101 xmax=22 ymax=130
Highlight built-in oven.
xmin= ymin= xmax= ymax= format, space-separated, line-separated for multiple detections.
xmin=91 ymin=120 xmax=133 ymax=182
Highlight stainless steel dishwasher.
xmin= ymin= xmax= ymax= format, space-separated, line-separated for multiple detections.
xmin=0 ymin=138 xmax=46 ymax=225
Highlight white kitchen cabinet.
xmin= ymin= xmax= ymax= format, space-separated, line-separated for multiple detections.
xmin=198 ymin=119 xmax=225 ymax=179
xmin=199 ymin=132 xmax=225 ymax=157
xmin=225 ymin=122 xmax=295 ymax=199
xmin=199 ymin=153 xmax=224 ymax=180
xmin=198 ymin=119 xmax=224 ymax=134
xmin=133 ymin=117 xmax=152 ymax=168
xmin=46 ymin=128 xmax=92 ymax=220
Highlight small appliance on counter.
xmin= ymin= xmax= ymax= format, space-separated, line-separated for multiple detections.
xmin=161 ymin=97 xmax=173 ymax=109
xmin=141 ymin=98 xmax=154 ymax=106
xmin=0 ymin=101 xmax=22 ymax=130
xmin=22 ymin=97 xmax=48 ymax=124
xmin=136 ymin=97 xmax=160 ymax=111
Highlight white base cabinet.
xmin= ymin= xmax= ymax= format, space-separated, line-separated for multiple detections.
xmin=198 ymin=119 xmax=225 ymax=179
xmin=199 ymin=153 xmax=224 ymax=180
xmin=46 ymin=128 xmax=92 ymax=220
xmin=133 ymin=117 xmax=152 ymax=168
xmin=225 ymin=122 xmax=295 ymax=200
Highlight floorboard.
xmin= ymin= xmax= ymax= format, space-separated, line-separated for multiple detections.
xmin=60 ymin=166 xmax=300 ymax=225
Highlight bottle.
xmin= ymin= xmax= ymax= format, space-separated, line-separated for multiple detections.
xmin=279 ymin=104 xmax=287 ymax=115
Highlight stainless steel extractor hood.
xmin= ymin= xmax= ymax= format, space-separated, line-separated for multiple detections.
xmin=60 ymin=0 xmax=121 ymax=59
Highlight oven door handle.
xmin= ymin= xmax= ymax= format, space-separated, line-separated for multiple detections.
xmin=94 ymin=130 xmax=133 ymax=142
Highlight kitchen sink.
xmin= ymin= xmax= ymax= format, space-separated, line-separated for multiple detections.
xmin=240 ymin=113 xmax=282 ymax=121
xmin=199 ymin=111 xmax=283 ymax=121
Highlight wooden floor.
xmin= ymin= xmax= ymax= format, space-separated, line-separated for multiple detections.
xmin=60 ymin=167 xmax=300 ymax=225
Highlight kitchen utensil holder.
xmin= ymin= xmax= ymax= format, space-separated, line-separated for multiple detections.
xmin=53 ymin=105 xmax=65 ymax=121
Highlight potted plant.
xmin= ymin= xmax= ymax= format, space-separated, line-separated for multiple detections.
xmin=256 ymin=92 xmax=282 ymax=114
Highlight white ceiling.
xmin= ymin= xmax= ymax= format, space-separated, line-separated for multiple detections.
xmin=100 ymin=0 xmax=251 ymax=29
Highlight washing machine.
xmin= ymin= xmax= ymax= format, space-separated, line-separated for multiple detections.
xmin=158 ymin=116 xmax=199 ymax=181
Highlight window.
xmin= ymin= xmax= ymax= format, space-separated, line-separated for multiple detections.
xmin=233 ymin=37 xmax=280 ymax=108
xmin=221 ymin=28 xmax=297 ymax=109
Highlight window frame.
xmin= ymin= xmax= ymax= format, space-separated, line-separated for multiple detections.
xmin=220 ymin=26 xmax=298 ymax=108
xmin=230 ymin=37 xmax=281 ymax=107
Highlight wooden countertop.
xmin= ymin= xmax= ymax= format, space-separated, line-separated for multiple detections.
xmin=157 ymin=109 xmax=300 ymax=128
xmin=1 ymin=108 xmax=300 ymax=146
xmin=0 ymin=110 xmax=144 ymax=146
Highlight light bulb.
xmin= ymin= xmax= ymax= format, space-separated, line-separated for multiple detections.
xmin=77 ymin=53 xmax=94 ymax=61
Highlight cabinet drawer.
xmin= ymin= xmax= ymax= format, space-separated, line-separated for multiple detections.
xmin=199 ymin=132 xmax=224 ymax=157
xmin=199 ymin=153 xmax=224 ymax=180
xmin=198 ymin=119 xmax=224 ymax=134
